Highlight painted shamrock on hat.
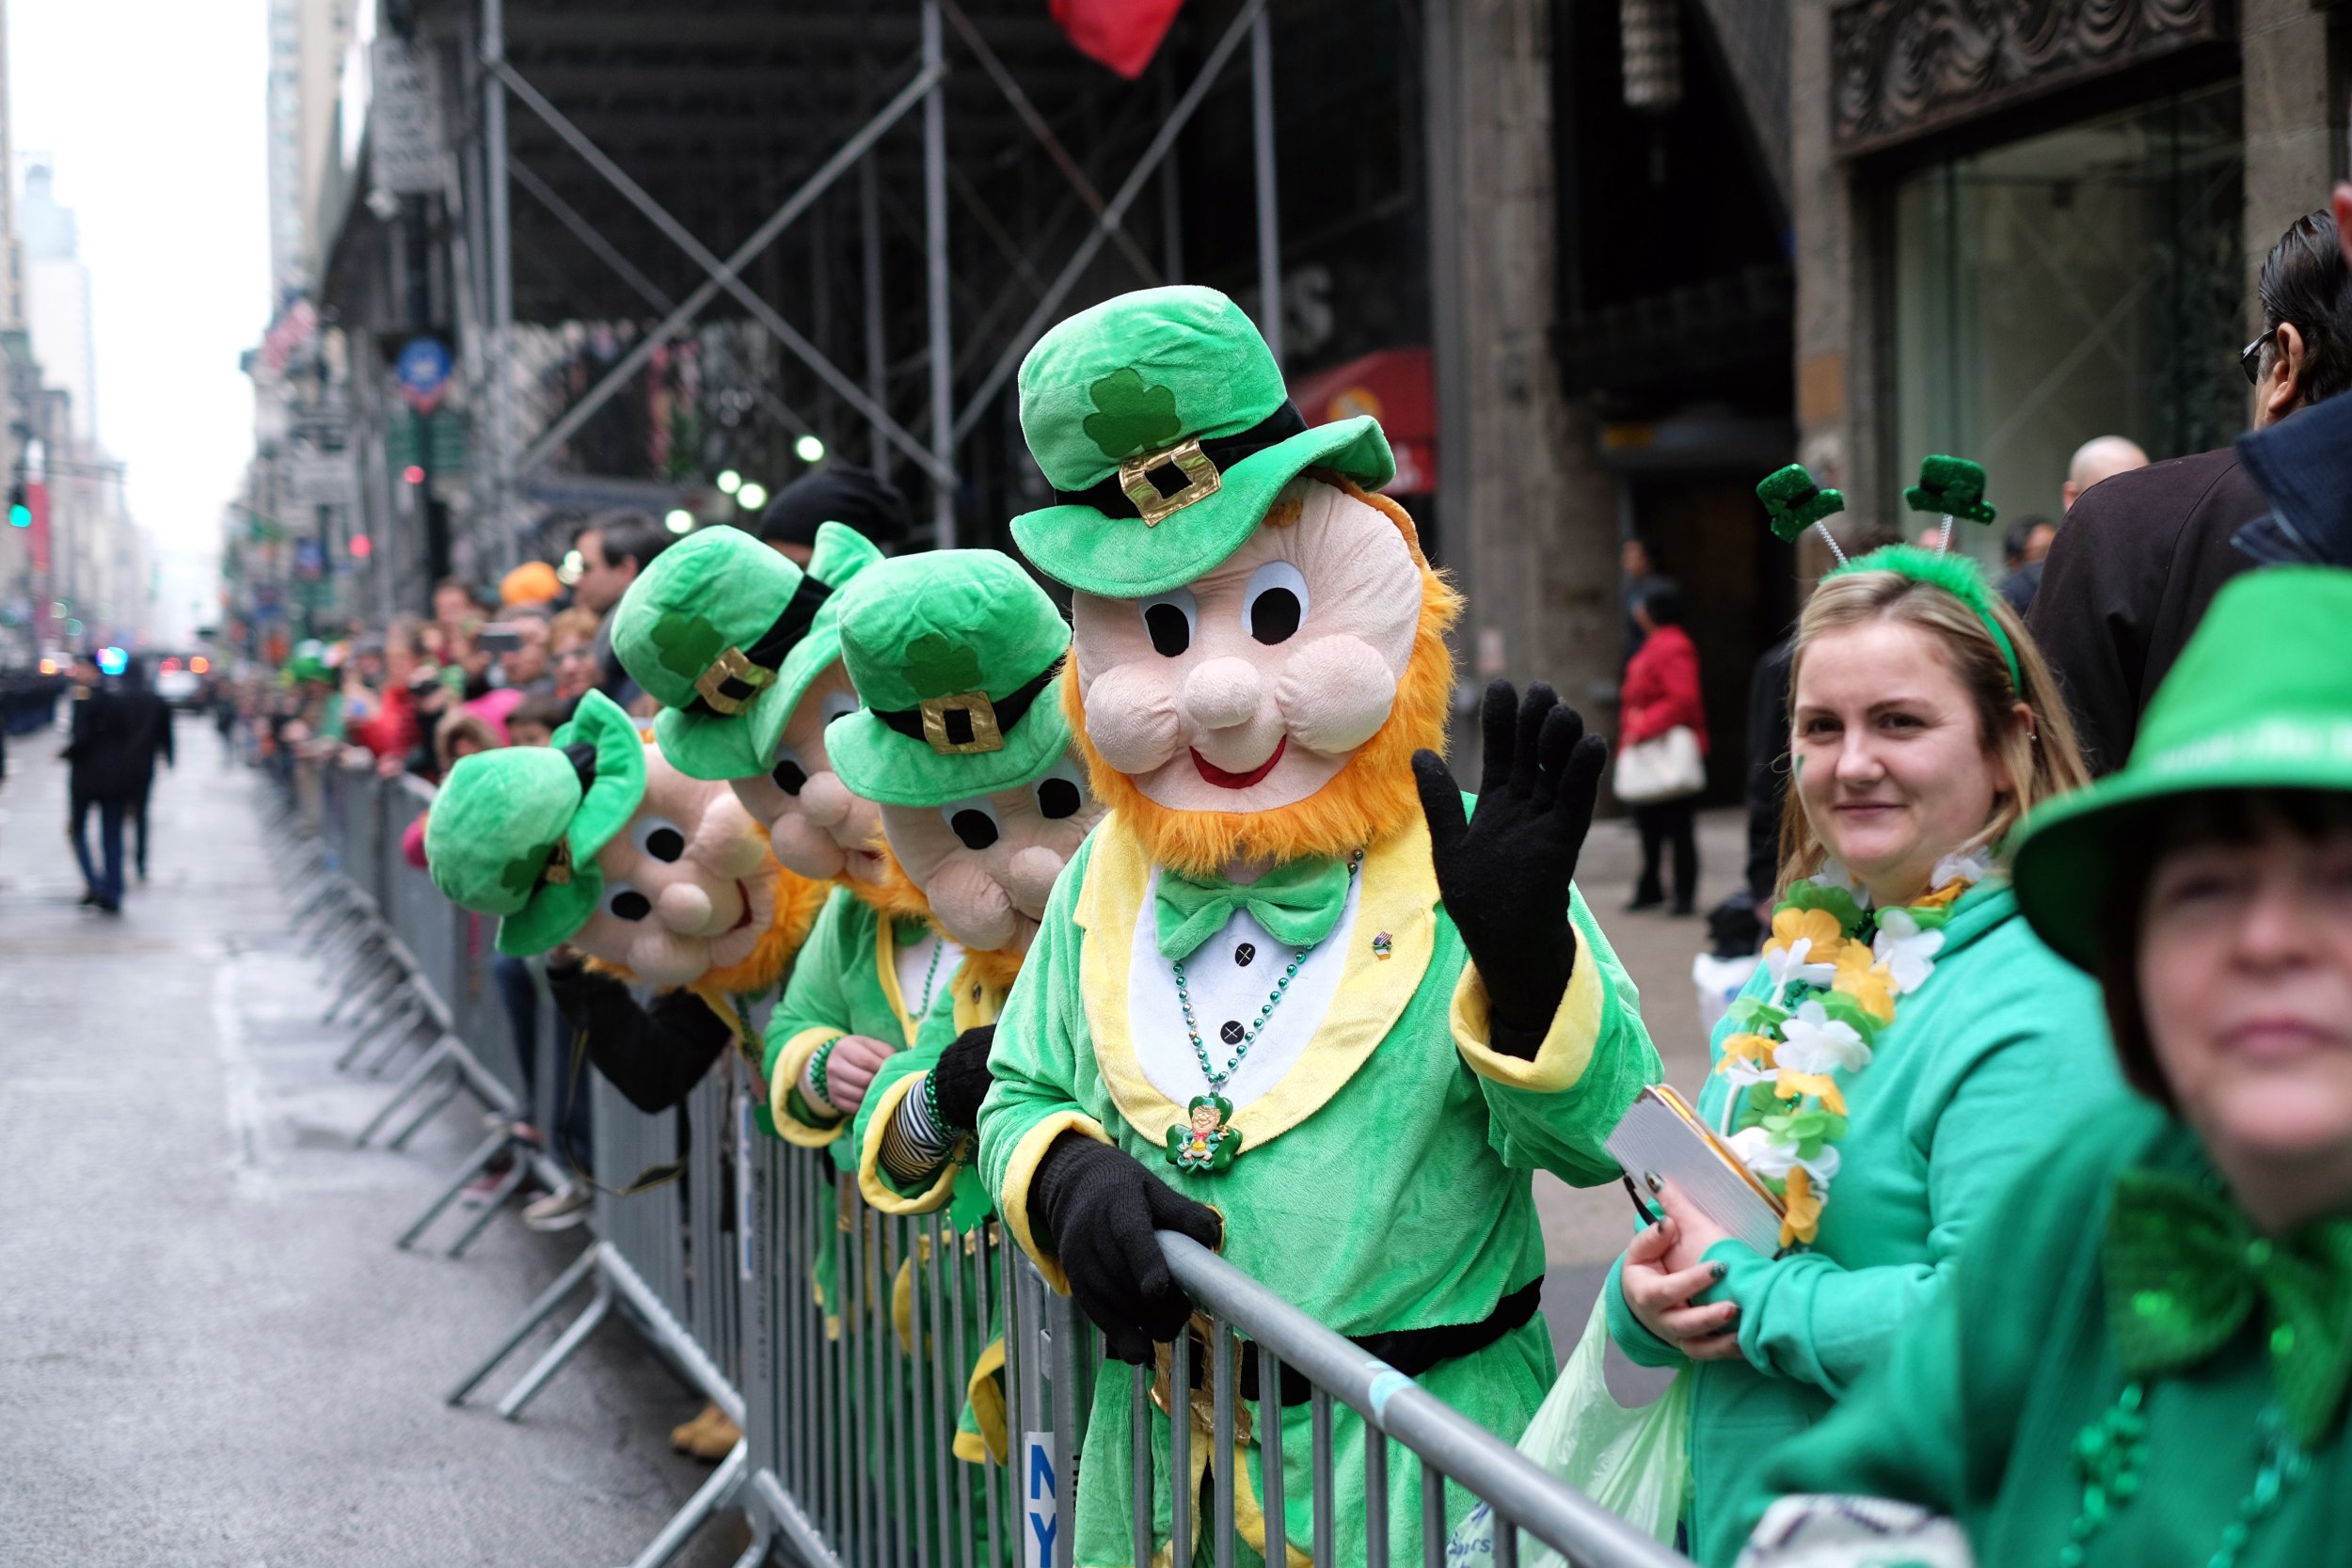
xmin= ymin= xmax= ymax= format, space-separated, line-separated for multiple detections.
xmin=612 ymin=519 xmax=890 ymax=887
xmin=824 ymin=550 xmax=1100 ymax=956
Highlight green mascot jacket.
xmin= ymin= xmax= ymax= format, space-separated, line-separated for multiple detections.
xmin=1604 ymin=883 xmax=2121 ymax=1567
xmin=978 ymin=809 xmax=1661 ymax=1568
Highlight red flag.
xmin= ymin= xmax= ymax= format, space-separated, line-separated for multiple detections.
xmin=1051 ymin=0 xmax=1184 ymax=79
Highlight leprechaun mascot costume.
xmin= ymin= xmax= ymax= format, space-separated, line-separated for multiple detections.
xmin=977 ymin=285 xmax=1662 ymax=1565
xmin=821 ymin=547 xmax=1105 ymax=1465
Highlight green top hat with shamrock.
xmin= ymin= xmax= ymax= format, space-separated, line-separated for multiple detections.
xmin=2013 ymin=567 xmax=2352 ymax=973
xmin=612 ymin=519 xmax=882 ymax=782
xmin=424 ymin=689 xmax=646 ymax=956
xmin=822 ymin=550 xmax=1074 ymax=806
xmin=1010 ymin=284 xmax=1393 ymax=598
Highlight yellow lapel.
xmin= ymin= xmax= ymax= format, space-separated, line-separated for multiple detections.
xmin=1076 ymin=813 xmax=1438 ymax=1153
xmin=873 ymin=912 xmax=922 ymax=1044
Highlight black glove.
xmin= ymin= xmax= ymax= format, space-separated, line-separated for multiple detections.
xmin=1030 ymin=1133 xmax=1223 ymax=1363
xmin=930 ymin=1025 xmax=996 ymax=1132
xmin=1412 ymin=680 xmax=1608 ymax=1058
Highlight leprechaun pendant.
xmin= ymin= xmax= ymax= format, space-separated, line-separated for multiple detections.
xmin=1165 ymin=1092 xmax=1241 ymax=1172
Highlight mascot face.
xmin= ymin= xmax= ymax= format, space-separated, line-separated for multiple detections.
xmin=1072 ymin=478 xmax=1424 ymax=815
xmin=878 ymin=756 xmax=1103 ymax=955
xmin=723 ymin=659 xmax=888 ymax=888
xmin=575 ymin=743 xmax=775 ymax=987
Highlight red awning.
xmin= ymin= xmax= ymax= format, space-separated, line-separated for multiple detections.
xmin=1288 ymin=346 xmax=1436 ymax=495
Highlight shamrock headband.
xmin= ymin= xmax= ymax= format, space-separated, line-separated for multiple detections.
xmin=1825 ymin=544 xmax=2022 ymax=691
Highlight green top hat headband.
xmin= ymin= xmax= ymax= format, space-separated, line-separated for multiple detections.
xmin=1760 ymin=456 xmax=2019 ymax=689
xmin=2014 ymin=567 xmax=2352 ymax=972
xmin=823 ymin=550 xmax=1074 ymax=806
xmin=424 ymin=689 xmax=646 ymax=956
xmin=612 ymin=520 xmax=882 ymax=781
xmin=1009 ymin=284 xmax=1395 ymax=598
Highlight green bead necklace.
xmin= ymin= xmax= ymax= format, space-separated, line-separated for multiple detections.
xmin=1170 ymin=850 xmax=1362 ymax=1096
xmin=2058 ymin=1383 xmax=2308 ymax=1568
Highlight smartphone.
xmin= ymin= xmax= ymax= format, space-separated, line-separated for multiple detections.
xmin=479 ymin=623 xmax=526 ymax=654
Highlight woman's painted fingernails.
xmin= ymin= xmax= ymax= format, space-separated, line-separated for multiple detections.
xmin=1711 ymin=1262 xmax=1727 ymax=1281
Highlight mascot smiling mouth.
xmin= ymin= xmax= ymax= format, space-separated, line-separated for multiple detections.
xmin=1192 ymin=737 xmax=1286 ymax=790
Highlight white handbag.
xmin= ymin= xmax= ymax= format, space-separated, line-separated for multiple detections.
xmin=1613 ymin=724 xmax=1705 ymax=803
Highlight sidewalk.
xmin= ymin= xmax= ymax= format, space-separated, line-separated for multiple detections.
xmin=0 ymin=721 xmax=745 ymax=1566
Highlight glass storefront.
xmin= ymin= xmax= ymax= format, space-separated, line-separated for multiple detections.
xmin=1893 ymin=82 xmax=2244 ymax=562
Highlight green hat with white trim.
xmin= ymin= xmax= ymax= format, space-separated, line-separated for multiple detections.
xmin=823 ymin=550 xmax=1073 ymax=806
xmin=612 ymin=520 xmax=882 ymax=782
xmin=2013 ymin=567 xmax=2352 ymax=972
xmin=1009 ymin=285 xmax=1391 ymax=598
xmin=424 ymin=689 xmax=645 ymax=956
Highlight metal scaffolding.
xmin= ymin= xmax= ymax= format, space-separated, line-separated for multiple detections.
xmin=321 ymin=0 xmax=1295 ymax=604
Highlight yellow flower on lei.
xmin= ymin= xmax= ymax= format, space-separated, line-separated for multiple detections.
xmin=1773 ymin=1069 xmax=1847 ymax=1116
xmin=1830 ymin=944 xmax=1898 ymax=1023
xmin=1765 ymin=905 xmax=1847 ymax=966
xmin=1911 ymin=880 xmax=1970 ymax=911
xmin=1779 ymin=1164 xmax=1822 ymax=1248
xmin=1716 ymin=1032 xmax=1778 ymax=1075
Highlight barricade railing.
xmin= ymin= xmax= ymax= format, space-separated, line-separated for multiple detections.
xmin=260 ymin=756 xmax=1690 ymax=1568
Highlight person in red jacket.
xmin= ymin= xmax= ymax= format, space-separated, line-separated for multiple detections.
xmin=1619 ymin=579 xmax=1708 ymax=914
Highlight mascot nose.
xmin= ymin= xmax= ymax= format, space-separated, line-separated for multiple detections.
xmin=657 ymin=880 xmax=718 ymax=935
xmin=1181 ymin=657 xmax=1265 ymax=732
xmin=800 ymin=771 xmax=855 ymax=829
xmin=1003 ymin=846 xmax=1067 ymax=917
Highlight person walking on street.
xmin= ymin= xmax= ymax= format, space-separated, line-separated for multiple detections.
xmin=119 ymin=661 xmax=173 ymax=883
xmin=61 ymin=658 xmax=139 ymax=913
xmin=1620 ymin=579 xmax=1708 ymax=915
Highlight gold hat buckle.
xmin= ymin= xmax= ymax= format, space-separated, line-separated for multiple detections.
xmin=1119 ymin=437 xmax=1222 ymax=527
xmin=542 ymin=838 xmax=574 ymax=887
xmin=919 ymin=690 xmax=1006 ymax=755
xmin=693 ymin=645 xmax=776 ymax=715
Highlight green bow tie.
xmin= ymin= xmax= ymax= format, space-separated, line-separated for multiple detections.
xmin=2105 ymin=1166 xmax=2352 ymax=1448
xmin=1154 ymin=856 xmax=1353 ymax=962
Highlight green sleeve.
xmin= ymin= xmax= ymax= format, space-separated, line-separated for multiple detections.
xmin=1736 ymin=1099 xmax=2161 ymax=1541
xmin=763 ymin=888 xmax=856 ymax=1079
xmin=1455 ymin=885 xmax=1663 ymax=1187
xmin=1700 ymin=956 xmax=2117 ymax=1397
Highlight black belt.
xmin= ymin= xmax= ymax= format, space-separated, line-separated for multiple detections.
xmin=683 ymin=572 xmax=834 ymax=717
xmin=870 ymin=658 xmax=1061 ymax=748
xmin=1053 ymin=402 xmax=1309 ymax=518
xmin=1172 ymin=1277 xmax=1545 ymax=1409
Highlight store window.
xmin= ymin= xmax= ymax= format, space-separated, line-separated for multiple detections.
xmin=1893 ymin=81 xmax=2243 ymax=562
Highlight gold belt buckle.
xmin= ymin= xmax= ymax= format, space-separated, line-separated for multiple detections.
xmin=919 ymin=690 xmax=1006 ymax=754
xmin=1148 ymin=1312 xmax=1253 ymax=1446
xmin=1118 ymin=436 xmax=1222 ymax=526
xmin=693 ymin=645 xmax=775 ymax=715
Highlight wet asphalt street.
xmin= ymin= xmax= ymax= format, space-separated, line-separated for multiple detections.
xmin=0 ymin=716 xmax=745 ymax=1568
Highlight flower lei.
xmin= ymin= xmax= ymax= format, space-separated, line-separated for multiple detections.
xmin=1717 ymin=852 xmax=1990 ymax=1248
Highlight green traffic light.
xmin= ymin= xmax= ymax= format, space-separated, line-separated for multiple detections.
xmin=8 ymin=503 xmax=28 ymax=529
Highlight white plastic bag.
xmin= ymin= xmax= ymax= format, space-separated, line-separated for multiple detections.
xmin=1446 ymin=1295 xmax=1692 ymax=1564
xmin=1692 ymin=952 xmax=1760 ymax=1038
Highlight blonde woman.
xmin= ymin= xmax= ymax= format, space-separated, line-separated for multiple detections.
xmin=1604 ymin=546 xmax=2123 ymax=1565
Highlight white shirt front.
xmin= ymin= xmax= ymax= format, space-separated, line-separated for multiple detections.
xmin=1127 ymin=865 xmax=1361 ymax=1112
xmin=894 ymin=927 xmax=962 ymax=1024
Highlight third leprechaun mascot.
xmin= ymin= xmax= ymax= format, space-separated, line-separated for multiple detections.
xmin=977 ymin=285 xmax=1662 ymax=1564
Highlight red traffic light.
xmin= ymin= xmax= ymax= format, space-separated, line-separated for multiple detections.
xmin=350 ymin=532 xmax=373 ymax=559
xmin=402 ymin=465 xmax=425 ymax=485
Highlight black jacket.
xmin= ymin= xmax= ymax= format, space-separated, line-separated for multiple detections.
xmin=2026 ymin=446 xmax=2261 ymax=775
xmin=63 ymin=684 xmax=145 ymax=801
xmin=2234 ymin=391 xmax=2352 ymax=567
xmin=122 ymin=689 xmax=173 ymax=788
xmin=547 ymin=958 xmax=731 ymax=1114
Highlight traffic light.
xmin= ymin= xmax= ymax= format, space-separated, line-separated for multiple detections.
xmin=8 ymin=483 xmax=26 ymax=529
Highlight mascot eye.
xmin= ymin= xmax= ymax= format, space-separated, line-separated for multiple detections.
xmin=1034 ymin=759 xmax=1089 ymax=820
xmin=940 ymin=797 xmax=1002 ymax=850
xmin=631 ymin=816 xmax=687 ymax=863
xmin=1139 ymin=588 xmax=1198 ymax=658
xmin=1243 ymin=562 xmax=1309 ymax=646
xmin=770 ymin=744 xmax=809 ymax=796
xmin=606 ymin=884 xmax=652 ymax=922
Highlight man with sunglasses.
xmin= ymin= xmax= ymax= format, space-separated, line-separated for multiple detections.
xmin=2030 ymin=206 xmax=2352 ymax=776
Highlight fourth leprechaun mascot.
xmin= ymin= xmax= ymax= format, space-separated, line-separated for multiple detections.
xmin=977 ymin=285 xmax=1662 ymax=1564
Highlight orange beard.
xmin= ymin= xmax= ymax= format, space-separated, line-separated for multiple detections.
xmin=864 ymin=841 xmax=1028 ymax=994
xmin=1065 ymin=475 xmax=1463 ymax=877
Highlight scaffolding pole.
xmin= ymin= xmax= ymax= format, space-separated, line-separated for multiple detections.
xmin=481 ymin=0 xmax=516 ymax=569
xmin=1251 ymin=6 xmax=1283 ymax=369
xmin=921 ymin=0 xmax=956 ymax=548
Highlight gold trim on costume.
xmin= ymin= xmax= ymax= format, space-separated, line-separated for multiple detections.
xmin=998 ymin=1110 xmax=1112 ymax=1295
xmin=768 ymin=1025 xmax=849 ymax=1147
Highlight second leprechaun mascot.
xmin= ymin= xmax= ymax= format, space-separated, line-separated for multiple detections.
xmin=977 ymin=285 xmax=1662 ymax=1563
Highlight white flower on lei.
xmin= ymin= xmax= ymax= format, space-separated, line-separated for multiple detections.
xmin=1773 ymin=1000 xmax=1872 ymax=1075
xmin=1764 ymin=936 xmax=1837 ymax=998
xmin=1720 ymin=1056 xmax=1779 ymax=1093
xmin=1730 ymin=1125 xmax=1843 ymax=1189
xmin=1872 ymin=907 xmax=1946 ymax=995
xmin=1929 ymin=847 xmax=1994 ymax=891
xmin=1809 ymin=857 xmax=1871 ymax=906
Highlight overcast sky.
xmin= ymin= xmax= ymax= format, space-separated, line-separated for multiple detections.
xmin=11 ymin=0 xmax=268 ymax=572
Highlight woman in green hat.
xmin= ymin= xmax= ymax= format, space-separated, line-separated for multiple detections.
xmin=1602 ymin=512 xmax=2124 ymax=1566
xmin=1737 ymin=566 xmax=2352 ymax=1568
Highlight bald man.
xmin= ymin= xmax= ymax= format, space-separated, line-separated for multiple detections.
xmin=2061 ymin=436 xmax=2149 ymax=511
